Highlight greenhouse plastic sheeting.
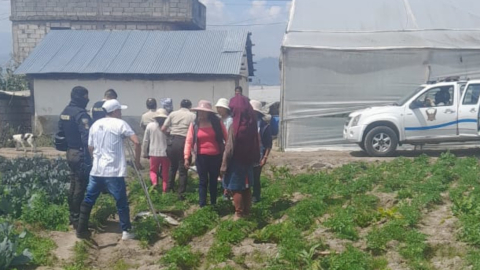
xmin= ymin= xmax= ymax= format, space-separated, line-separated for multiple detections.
xmin=287 ymin=0 xmax=480 ymax=33
xmin=280 ymin=0 xmax=480 ymax=150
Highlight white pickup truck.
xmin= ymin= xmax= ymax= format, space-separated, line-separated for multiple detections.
xmin=344 ymin=79 xmax=480 ymax=157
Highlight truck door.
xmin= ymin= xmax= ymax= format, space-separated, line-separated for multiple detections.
xmin=458 ymin=83 xmax=480 ymax=137
xmin=404 ymin=85 xmax=458 ymax=140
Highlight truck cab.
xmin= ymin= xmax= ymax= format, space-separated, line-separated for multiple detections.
xmin=344 ymin=78 xmax=480 ymax=157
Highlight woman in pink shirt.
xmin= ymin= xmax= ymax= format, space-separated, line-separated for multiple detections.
xmin=185 ymin=100 xmax=227 ymax=207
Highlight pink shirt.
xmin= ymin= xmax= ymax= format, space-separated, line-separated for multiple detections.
xmin=184 ymin=123 xmax=227 ymax=160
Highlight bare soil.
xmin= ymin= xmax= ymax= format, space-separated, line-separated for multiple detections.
xmin=418 ymin=194 xmax=468 ymax=270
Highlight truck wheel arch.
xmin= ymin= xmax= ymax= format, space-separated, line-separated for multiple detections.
xmin=362 ymin=121 xmax=400 ymax=145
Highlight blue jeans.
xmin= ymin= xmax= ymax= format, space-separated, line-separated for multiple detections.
xmin=84 ymin=176 xmax=132 ymax=231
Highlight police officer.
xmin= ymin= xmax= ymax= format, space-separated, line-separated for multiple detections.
xmin=91 ymin=89 xmax=118 ymax=123
xmin=58 ymin=86 xmax=93 ymax=229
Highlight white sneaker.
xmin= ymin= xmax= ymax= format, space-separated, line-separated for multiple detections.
xmin=122 ymin=231 xmax=135 ymax=240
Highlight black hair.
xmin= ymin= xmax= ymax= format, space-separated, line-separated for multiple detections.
xmin=181 ymin=99 xmax=192 ymax=109
xmin=235 ymin=86 xmax=243 ymax=93
xmin=71 ymin=86 xmax=88 ymax=99
xmin=209 ymin=113 xmax=224 ymax=148
xmin=146 ymin=98 xmax=157 ymax=109
xmin=156 ymin=117 xmax=166 ymax=126
xmin=104 ymin=89 xmax=118 ymax=99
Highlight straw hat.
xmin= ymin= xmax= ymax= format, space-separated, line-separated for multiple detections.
xmin=250 ymin=100 xmax=266 ymax=115
xmin=154 ymin=108 xmax=168 ymax=118
xmin=215 ymin=98 xmax=230 ymax=110
xmin=191 ymin=100 xmax=215 ymax=113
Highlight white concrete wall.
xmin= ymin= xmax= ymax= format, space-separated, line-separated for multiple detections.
xmin=33 ymin=77 xmax=246 ymax=134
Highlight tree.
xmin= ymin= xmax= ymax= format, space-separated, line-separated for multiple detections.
xmin=0 ymin=68 xmax=29 ymax=92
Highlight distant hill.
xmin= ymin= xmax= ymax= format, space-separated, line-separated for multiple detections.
xmin=0 ymin=32 xmax=12 ymax=66
xmin=251 ymin=57 xmax=280 ymax=86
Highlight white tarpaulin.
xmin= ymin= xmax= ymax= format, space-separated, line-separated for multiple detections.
xmin=280 ymin=0 xmax=480 ymax=150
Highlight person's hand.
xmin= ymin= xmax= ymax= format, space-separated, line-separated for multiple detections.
xmin=260 ymin=156 xmax=268 ymax=167
xmin=135 ymin=161 xmax=143 ymax=170
xmin=184 ymin=160 xmax=190 ymax=169
xmin=220 ymin=170 xmax=226 ymax=178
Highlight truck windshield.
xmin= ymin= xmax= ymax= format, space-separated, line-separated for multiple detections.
xmin=393 ymin=87 xmax=426 ymax=106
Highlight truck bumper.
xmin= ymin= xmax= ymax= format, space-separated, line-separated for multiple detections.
xmin=343 ymin=124 xmax=366 ymax=143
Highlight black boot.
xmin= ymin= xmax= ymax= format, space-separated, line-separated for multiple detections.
xmin=76 ymin=202 xmax=93 ymax=239
xmin=70 ymin=213 xmax=80 ymax=230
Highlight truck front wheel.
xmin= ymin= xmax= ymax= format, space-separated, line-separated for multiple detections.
xmin=364 ymin=126 xmax=398 ymax=157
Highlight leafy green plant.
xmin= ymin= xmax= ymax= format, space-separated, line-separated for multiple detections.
xmin=161 ymin=245 xmax=200 ymax=269
xmin=215 ymin=219 xmax=257 ymax=244
xmin=90 ymin=195 xmax=117 ymax=228
xmin=18 ymin=231 xmax=57 ymax=266
xmin=64 ymin=241 xmax=90 ymax=270
xmin=298 ymin=244 xmax=322 ymax=270
xmin=287 ymin=197 xmax=326 ymax=230
xmin=321 ymin=245 xmax=375 ymax=270
xmin=21 ymin=193 xmax=69 ymax=231
xmin=324 ymin=207 xmax=358 ymax=241
xmin=0 ymin=222 xmax=32 ymax=269
xmin=133 ymin=216 xmax=164 ymax=247
xmin=207 ymin=241 xmax=232 ymax=263
xmin=172 ymin=207 xmax=219 ymax=245
xmin=0 ymin=157 xmax=70 ymax=218
xmin=0 ymin=67 xmax=29 ymax=92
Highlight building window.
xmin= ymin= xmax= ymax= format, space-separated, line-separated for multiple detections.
xmin=50 ymin=27 xmax=71 ymax=30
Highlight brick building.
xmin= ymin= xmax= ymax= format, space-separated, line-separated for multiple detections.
xmin=10 ymin=0 xmax=206 ymax=63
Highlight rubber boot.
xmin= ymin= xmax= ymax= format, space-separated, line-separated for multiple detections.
xmin=76 ymin=202 xmax=93 ymax=239
xmin=70 ymin=213 xmax=80 ymax=230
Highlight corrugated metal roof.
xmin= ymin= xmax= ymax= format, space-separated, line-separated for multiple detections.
xmin=15 ymin=30 xmax=250 ymax=76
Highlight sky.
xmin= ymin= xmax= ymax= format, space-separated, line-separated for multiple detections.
xmin=0 ymin=0 xmax=10 ymax=33
xmin=0 ymin=0 xmax=291 ymax=59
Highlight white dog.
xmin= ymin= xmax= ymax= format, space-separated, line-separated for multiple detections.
xmin=10 ymin=133 xmax=37 ymax=153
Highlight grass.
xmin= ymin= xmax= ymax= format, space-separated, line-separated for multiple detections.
xmin=18 ymin=231 xmax=57 ymax=266
xmin=64 ymin=241 xmax=91 ymax=270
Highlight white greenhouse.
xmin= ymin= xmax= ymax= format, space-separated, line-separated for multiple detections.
xmin=280 ymin=0 xmax=480 ymax=150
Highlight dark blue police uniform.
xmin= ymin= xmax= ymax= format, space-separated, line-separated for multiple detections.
xmin=57 ymin=87 xmax=92 ymax=228
xmin=91 ymin=100 xmax=106 ymax=123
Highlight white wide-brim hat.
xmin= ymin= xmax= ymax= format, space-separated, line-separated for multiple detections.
xmin=250 ymin=99 xmax=266 ymax=115
xmin=154 ymin=108 xmax=168 ymax=118
xmin=215 ymin=98 xmax=230 ymax=110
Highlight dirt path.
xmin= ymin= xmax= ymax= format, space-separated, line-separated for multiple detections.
xmin=418 ymin=194 xmax=468 ymax=270
xmin=2 ymin=146 xmax=480 ymax=174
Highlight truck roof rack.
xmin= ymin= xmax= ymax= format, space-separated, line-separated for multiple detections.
xmin=427 ymin=76 xmax=470 ymax=84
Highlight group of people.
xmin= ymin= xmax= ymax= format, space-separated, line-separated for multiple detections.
xmin=56 ymin=85 xmax=273 ymax=241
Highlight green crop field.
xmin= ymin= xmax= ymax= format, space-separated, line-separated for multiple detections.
xmin=1 ymin=153 xmax=480 ymax=269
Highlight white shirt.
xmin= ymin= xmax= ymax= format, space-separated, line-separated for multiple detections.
xmin=142 ymin=122 xmax=168 ymax=157
xmin=88 ymin=117 xmax=135 ymax=177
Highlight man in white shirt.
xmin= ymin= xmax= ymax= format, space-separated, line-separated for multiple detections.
xmin=76 ymin=99 xmax=141 ymax=240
